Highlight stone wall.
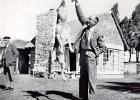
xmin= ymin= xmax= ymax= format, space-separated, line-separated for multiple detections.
xmin=35 ymin=9 xmax=57 ymax=73
xmin=124 ymin=63 xmax=140 ymax=74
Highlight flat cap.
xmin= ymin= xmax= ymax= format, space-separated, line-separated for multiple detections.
xmin=3 ymin=36 xmax=11 ymax=39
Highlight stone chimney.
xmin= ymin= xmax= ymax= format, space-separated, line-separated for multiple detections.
xmin=34 ymin=9 xmax=57 ymax=73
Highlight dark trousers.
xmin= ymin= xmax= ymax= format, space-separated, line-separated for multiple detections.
xmin=79 ymin=52 xmax=97 ymax=100
xmin=2 ymin=59 xmax=13 ymax=82
xmin=4 ymin=66 xmax=13 ymax=82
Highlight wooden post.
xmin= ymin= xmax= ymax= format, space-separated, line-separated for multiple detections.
xmin=76 ymin=53 xmax=80 ymax=73
xmin=28 ymin=54 xmax=31 ymax=74
xmin=16 ymin=57 xmax=19 ymax=74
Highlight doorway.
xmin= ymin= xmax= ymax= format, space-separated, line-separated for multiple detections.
xmin=70 ymin=52 xmax=76 ymax=71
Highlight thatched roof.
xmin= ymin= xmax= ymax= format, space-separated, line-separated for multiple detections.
xmin=11 ymin=39 xmax=28 ymax=49
xmin=94 ymin=13 xmax=123 ymax=46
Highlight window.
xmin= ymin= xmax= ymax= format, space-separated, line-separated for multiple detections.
xmin=103 ymin=49 xmax=114 ymax=66
xmin=102 ymin=49 xmax=119 ymax=72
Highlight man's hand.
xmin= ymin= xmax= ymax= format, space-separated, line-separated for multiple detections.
xmin=69 ymin=47 xmax=74 ymax=53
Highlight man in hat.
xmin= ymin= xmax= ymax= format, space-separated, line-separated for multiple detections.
xmin=2 ymin=36 xmax=19 ymax=91
xmin=72 ymin=0 xmax=106 ymax=99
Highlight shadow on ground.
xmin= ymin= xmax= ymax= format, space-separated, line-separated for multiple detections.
xmin=23 ymin=90 xmax=80 ymax=100
xmin=45 ymin=90 xmax=80 ymax=100
xmin=97 ymin=82 xmax=140 ymax=93
xmin=22 ymin=90 xmax=52 ymax=100
xmin=0 ymin=85 xmax=6 ymax=89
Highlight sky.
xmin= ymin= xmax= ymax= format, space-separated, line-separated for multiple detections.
xmin=0 ymin=0 xmax=140 ymax=41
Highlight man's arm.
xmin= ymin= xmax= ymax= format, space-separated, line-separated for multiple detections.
xmin=11 ymin=44 xmax=19 ymax=57
xmin=73 ymin=0 xmax=87 ymax=25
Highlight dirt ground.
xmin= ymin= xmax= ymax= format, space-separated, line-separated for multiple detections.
xmin=1 ymin=74 xmax=140 ymax=100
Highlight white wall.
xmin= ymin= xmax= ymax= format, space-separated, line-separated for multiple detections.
xmin=124 ymin=51 xmax=139 ymax=62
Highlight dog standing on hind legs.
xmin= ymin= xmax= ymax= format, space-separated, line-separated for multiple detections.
xmin=49 ymin=0 xmax=74 ymax=81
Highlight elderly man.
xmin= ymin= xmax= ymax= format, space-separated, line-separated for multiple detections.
xmin=2 ymin=36 xmax=19 ymax=91
xmin=72 ymin=0 xmax=106 ymax=99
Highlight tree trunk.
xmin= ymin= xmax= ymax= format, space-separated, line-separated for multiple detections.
xmin=136 ymin=51 xmax=139 ymax=62
xmin=129 ymin=49 xmax=132 ymax=62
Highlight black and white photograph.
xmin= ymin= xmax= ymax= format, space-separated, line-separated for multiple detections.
xmin=0 ymin=0 xmax=140 ymax=100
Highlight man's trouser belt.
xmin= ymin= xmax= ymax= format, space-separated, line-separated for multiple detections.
xmin=80 ymin=49 xmax=93 ymax=52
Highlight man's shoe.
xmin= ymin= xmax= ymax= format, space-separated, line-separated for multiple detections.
xmin=2 ymin=87 xmax=10 ymax=91
xmin=2 ymin=87 xmax=14 ymax=91
xmin=61 ymin=73 xmax=67 ymax=81
xmin=9 ymin=87 xmax=14 ymax=91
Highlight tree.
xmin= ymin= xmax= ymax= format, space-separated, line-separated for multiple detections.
xmin=120 ymin=17 xmax=136 ymax=62
xmin=131 ymin=3 xmax=140 ymax=62
xmin=120 ymin=17 xmax=132 ymax=47
xmin=131 ymin=33 xmax=140 ymax=62
xmin=132 ymin=3 xmax=140 ymax=23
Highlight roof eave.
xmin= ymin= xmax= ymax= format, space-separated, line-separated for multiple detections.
xmin=111 ymin=12 xmax=130 ymax=51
